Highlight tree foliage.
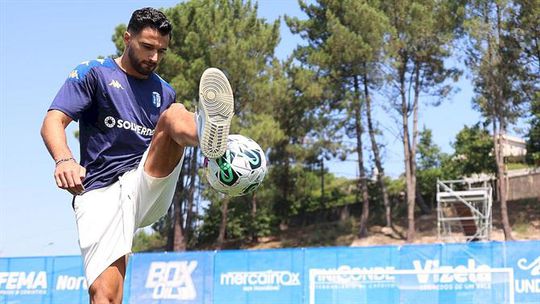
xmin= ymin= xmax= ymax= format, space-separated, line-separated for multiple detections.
xmin=527 ymin=99 xmax=540 ymax=164
xmin=380 ymin=0 xmax=464 ymax=241
xmin=112 ymin=0 xmax=538 ymax=251
xmin=451 ymin=124 xmax=496 ymax=176
xmin=416 ymin=127 xmax=446 ymax=209
xmin=286 ymin=0 xmax=393 ymax=237
xmin=464 ymin=0 xmax=538 ymax=240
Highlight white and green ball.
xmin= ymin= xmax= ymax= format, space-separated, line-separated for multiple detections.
xmin=204 ymin=134 xmax=267 ymax=197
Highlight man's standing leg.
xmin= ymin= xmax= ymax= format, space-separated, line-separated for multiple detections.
xmin=88 ymin=256 xmax=127 ymax=304
xmin=85 ymin=103 xmax=193 ymax=304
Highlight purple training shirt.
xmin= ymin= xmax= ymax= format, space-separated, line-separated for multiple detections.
xmin=49 ymin=58 xmax=176 ymax=192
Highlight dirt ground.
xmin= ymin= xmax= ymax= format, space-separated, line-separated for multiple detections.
xmin=247 ymin=198 xmax=540 ymax=250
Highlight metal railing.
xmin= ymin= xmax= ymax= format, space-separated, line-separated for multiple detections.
xmin=437 ymin=179 xmax=493 ymax=242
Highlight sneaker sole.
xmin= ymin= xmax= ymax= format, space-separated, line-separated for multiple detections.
xmin=198 ymin=68 xmax=234 ymax=159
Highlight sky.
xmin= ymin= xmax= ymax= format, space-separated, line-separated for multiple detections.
xmin=0 ymin=0 xmax=489 ymax=258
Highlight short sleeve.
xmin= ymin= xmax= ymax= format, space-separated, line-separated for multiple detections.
xmin=49 ymin=62 xmax=98 ymax=121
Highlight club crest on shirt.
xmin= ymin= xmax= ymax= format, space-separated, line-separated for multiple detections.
xmin=152 ymin=92 xmax=161 ymax=108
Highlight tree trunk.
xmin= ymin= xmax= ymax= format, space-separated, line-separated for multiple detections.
xmin=171 ymin=161 xmax=186 ymax=251
xmin=399 ymin=58 xmax=416 ymax=242
xmin=166 ymin=207 xmax=175 ymax=251
xmin=217 ymin=197 xmax=229 ymax=249
xmin=404 ymin=115 xmax=415 ymax=242
xmin=494 ymin=123 xmax=514 ymax=240
xmin=251 ymin=193 xmax=258 ymax=242
xmin=405 ymin=63 xmax=422 ymax=241
xmin=172 ymin=197 xmax=186 ymax=251
xmin=493 ymin=4 xmax=514 ymax=241
xmin=411 ymin=64 xmax=428 ymax=216
xmin=184 ymin=147 xmax=198 ymax=245
xmin=354 ymin=75 xmax=370 ymax=238
xmin=363 ymin=69 xmax=391 ymax=228
xmin=415 ymin=186 xmax=431 ymax=215
xmin=280 ymin=142 xmax=291 ymax=228
xmin=340 ymin=205 xmax=350 ymax=221
xmin=321 ymin=157 xmax=325 ymax=205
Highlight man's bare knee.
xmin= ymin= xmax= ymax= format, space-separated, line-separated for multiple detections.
xmin=158 ymin=103 xmax=197 ymax=147
xmin=89 ymin=280 xmax=121 ymax=304
xmin=88 ymin=256 xmax=126 ymax=304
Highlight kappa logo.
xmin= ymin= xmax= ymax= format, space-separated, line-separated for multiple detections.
xmin=145 ymin=261 xmax=197 ymax=300
xmin=108 ymin=79 xmax=124 ymax=90
xmin=69 ymin=70 xmax=79 ymax=79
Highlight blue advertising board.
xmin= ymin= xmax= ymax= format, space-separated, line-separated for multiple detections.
xmin=213 ymin=248 xmax=304 ymax=304
xmin=49 ymin=255 xmax=88 ymax=304
xmin=0 ymin=256 xmax=51 ymax=304
xmin=397 ymin=242 xmax=508 ymax=304
xmin=1 ymin=241 xmax=539 ymax=303
xmin=304 ymin=246 xmax=400 ymax=304
xmin=127 ymin=251 xmax=214 ymax=304
xmin=0 ymin=255 xmax=88 ymax=304
xmin=505 ymin=241 xmax=540 ymax=304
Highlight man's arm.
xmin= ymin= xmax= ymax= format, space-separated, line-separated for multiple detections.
xmin=41 ymin=110 xmax=86 ymax=195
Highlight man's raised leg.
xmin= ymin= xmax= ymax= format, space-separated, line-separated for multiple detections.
xmin=145 ymin=67 xmax=235 ymax=177
xmin=196 ymin=68 xmax=234 ymax=159
xmin=144 ymin=103 xmax=198 ymax=177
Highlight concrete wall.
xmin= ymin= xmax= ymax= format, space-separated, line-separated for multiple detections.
xmin=507 ymin=171 xmax=540 ymax=201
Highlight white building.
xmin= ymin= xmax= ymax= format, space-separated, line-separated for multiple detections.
xmin=499 ymin=134 xmax=527 ymax=157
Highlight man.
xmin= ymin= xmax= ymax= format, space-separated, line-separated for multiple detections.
xmin=40 ymin=7 xmax=234 ymax=304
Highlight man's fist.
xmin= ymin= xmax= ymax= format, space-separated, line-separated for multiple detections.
xmin=54 ymin=159 xmax=86 ymax=195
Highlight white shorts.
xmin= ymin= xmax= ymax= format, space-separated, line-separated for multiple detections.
xmin=73 ymin=148 xmax=184 ymax=286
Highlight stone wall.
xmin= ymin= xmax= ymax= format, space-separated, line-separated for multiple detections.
xmin=507 ymin=170 xmax=540 ymax=201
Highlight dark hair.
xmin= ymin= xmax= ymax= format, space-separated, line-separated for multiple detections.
xmin=127 ymin=7 xmax=172 ymax=36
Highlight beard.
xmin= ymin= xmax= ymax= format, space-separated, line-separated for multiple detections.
xmin=127 ymin=46 xmax=157 ymax=76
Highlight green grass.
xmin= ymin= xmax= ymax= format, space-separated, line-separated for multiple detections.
xmin=506 ymin=162 xmax=532 ymax=170
xmin=513 ymin=222 xmax=530 ymax=235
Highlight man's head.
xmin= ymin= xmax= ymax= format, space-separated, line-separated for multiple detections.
xmin=123 ymin=8 xmax=172 ymax=77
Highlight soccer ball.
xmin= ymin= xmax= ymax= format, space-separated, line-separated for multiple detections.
xmin=204 ymin=134 xmax=267 ymax=197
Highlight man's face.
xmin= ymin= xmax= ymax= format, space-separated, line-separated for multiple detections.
xmin=125 ymin=27 xmax=169 ymax=77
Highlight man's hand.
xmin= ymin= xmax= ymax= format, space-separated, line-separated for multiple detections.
xmin=41 ymin=110 xmax=82 ymax=195
xmin=54 ymin=159 xmax=86 ymax=195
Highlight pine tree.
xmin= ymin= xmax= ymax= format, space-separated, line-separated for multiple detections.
xmin=380 ymin=0 xmax=463 ymax=241
xmin=465 ymin=0 xmax=533 ymax=240
xmin=287 ymin=0 xmax=390 ymax=237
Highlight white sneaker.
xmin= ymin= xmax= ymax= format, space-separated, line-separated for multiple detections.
xmin=197 ymin=68 xmax=234 ymax=159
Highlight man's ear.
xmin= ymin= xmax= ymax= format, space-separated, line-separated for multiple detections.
xmin=123 ymin=31 xmax=131 ymax=46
